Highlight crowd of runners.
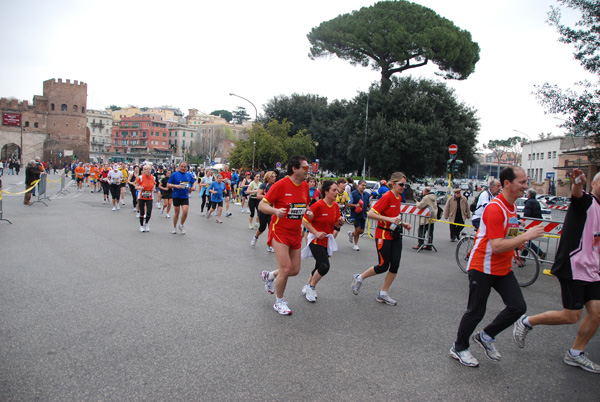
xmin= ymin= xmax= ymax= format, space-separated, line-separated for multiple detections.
xmin=50 ymin=157 xmax=600 ymax=375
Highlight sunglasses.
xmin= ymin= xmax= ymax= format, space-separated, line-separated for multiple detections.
xmin=300 ymin=165 xmax=309 ymax=171
xmin=394 ymin=182 xmax=406 ymax=187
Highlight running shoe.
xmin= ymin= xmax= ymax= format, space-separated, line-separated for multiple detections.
xmin=351 ymin=274 xmax=362 ymax=295
xmin=178 ymin=224 xmax=185 ymax=234
xmin=103 ymin=200 xmax=106 ymax=204
xmin=273 ymin=299 xmax=292 ymax=315
xmin=376 ymin=293 xmax=397 ymax=306
xmin=160 ymin=209 xmax=164 ymax=215
xmin=249 ymin=224 xmax=254 ymax=229
xmin=117 ymin=204 xmax=120 ymax=210
xmin=251 ymin=236 xmax=258 ymax=246
xmin=133 ymin=208 xmax=137 ymax=212
xmin=172 ymin=227 xmax=177 ymax=234
xmin=166 ymin=214 xmax=170 ymax=219
xmin=450 ymin=344 xmax=479 ymax=367
xmin=136 ymin=212 xmax=140 ymax=218
xmin=140 ymin=226 xmax=145 ymax=232
xmin=261 ymin=270 xmax=275 ymax=294
xmin=563 ymin=351 xmax=600 ymax=373
xmin=226 ymin=211 xmax=232 ymax=217
xmin=472 ymin=331 xmax=502 ymax=361
xmin=305 ymin=286 xmax=317 ymax=303
xmin=241 ymin=207 xmax=244 ymax=212
xmin=301 ymin=283 xmax=309 ymax=295
xmin=112 ymin=207 xmax=116 ymax=211
xmin=144 ymin=223 xmax=150 ymax=232
xmin=206 ymin=213 xmax=211 ymax=220
xmin=201 ymin=212 xmax=205 ymax=216
xmin=353 ymin=244 xmax=360 ymax=251
xmin=347 ymin=231 xmax=353 ymax=244
xmin=512 ymin=315 xmax=531 ymax=348
xmin=266 ymin=246 xmax=274 ymax=253
xmin=216 ymin=218 xmax=223 ymax=223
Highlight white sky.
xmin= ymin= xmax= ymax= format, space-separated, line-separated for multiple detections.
xmin=1 ymin=0 xmax=595 ymax=149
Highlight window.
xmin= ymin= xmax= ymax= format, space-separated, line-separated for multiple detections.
xmin=61 ymin=104 xmax=67 ymax=111
xmin=132 ymin=131 xmax=138 ymax=137
xmin=122 ymin=131 xmax=128 ymax=137
xmin=132 ymin=123 xmax=140 ymax=128
xmin=191 ymin=133 xmax=194 ymax=138
xmin=553 ymin=151 xmax=557 ymax=159
xmin=92 ymin=128 xmax=95 ymax=133
xmin=541 ymin=153 xmax=544 ymax=160
xmin=528 ymin=154 xmax=531 ymax=161
xmin=162 ymin=141 xmax=166 ymax=146
xmin=51 ymin=103 xmax=55 ymax=111
xmin=82 ymin=107 xmax=85 ymax=113
xmin=183 ymin=132 xmax=186 ymax=137
xmin=24 ymin=121 xmax=29 ymax=127
xmin=73 ymin=105 xmax=77 ymax=112
xmin=122 ymin=140 xmax=128 ymax=145
xmin=34 ymin=122 xmax=38 ymax=128
xmin=163 ymin=133 xmax=166 ymax=137
xmin=548 ymin=152 xmax=552 ymax=159
xmin=143 ymin=131 xmax=147 ymax=137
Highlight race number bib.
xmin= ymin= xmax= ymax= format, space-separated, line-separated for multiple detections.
xmin=506 ymin=217 xmax=520 ymax=238
xmin=286 ymin=203 xmax=307 ymax=220
xmin=180 ymin=181 xmax=189 ymax=189
xmin=111 ymin=179 xmax=119 ymax=185
xmin=141 ymin=191 xmax=152 ymax=198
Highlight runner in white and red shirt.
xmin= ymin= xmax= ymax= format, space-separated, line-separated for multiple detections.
xmin=513 ymin=168 xmax=600 ymax=374
xmin=259 ymin=155 xmax=311 ymax=315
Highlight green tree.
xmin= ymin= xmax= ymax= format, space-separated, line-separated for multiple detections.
xmin=535 ymin=0 xmax=600 ymax=157
xmin=483 ymin=137 xmax=523 ymax=177
xmin=229 ymin=120 xmax=315 ymax=171
xmin=232 ymin=107 xmax=251 ymax=124
xmin=210 ymin=110 xmax=233 ymax=122
xmin=106 ymin=105 xmax=121 ymax=111
xmin=307 ymin=0 xmax=480 ymax=93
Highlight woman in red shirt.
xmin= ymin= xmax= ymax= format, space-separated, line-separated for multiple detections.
xmin=351 ymin=172 xmax=412 ymax=306
xmin=135 ymin=164 xmax=156 ymax=232
xmin=301 ymin=180 xmax=345 ymax=302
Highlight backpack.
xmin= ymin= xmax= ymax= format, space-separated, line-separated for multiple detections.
xmin=470 ymin=192 xmax=482 ymax=213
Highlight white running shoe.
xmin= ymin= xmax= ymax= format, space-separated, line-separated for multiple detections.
xmin=261 ymin=270 xmax=275 ymax=294
xmin=144 ymin=223 xmax=150 ymax=232
xmin=266 ymin=246 xmax=274 ymax=253
xmin=140 ymin=226 xmax=145 ymax=232
xmin=133 ymin=207 xmax=137 ymax=212
xmin=201 ymin=212 xmax=206 ymax=216
xmin=216 ymin=218 xmax=223 ymax=223
xmin=273 ymin=299 xmax=292 ymax=315
xmin=156 ymin=202 xmax=161 ymax=208
xmin=178 ymin=224 xmax=185 ymax=234
xmin=121 ymin=201 xmax=125 ymax=205
xmin=117 ymin=204 xmax=120 ymax=210
xmin=112 ymin=207 xmax=116 ymax=211
xmin=172 ymin=227 xmax=177 ymax=234
xmin=305 ymin=286 xmax=317 ymax=303
xmin=160 ymin=209 xmax=164 ymax=215
xmin=251 ymin=236 xmax=258 ymax=246
xmin=226 ymin=211 xmax=232 ymax=217
xmin=166 ymin=214 xmax=170 ymax=219
xmin=103 ymin=200 xmax=106 ymax=204
xmin=301 ymin=283 xmax=309 ymax=295
xmin=450 ymin=345 xmax=479 ymax=367
xmin=353 ymin=244 xmax=360 ymax=251
xmin=241 ymin=208 xmax=244 ymax=212
xmin=136 ymin=212 xmax=140 ymax=218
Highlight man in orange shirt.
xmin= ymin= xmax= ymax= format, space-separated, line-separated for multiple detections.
xmin=450 ymin=166 xmax=544 ymax=368
xmin=89 ymin=164 xmax=99 ymax=193
xmin=74 ymin=163 xmax=85 ymax=192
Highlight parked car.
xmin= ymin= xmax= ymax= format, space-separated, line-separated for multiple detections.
xmin=516 ymin=197 xmax=552 ymax=220
xmin=364 ymin=180 xmax=379 ymax=195
xmin=434 ymin=190 xmax=449 ymax=205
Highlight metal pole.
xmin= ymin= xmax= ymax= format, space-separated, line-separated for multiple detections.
xmin=363 ymin=94 xmax=369 ymax=180
xmin=514 ymin=129 xmax=534 ymax=185
xmin=229 ymin=93 xmax=258 ymax=171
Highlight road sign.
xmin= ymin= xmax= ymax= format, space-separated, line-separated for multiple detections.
xmin=448 ymin=144 xmax=458 ymax=155
xmin=276 ymin=162 xmax=281 ymax=169
xmin=311 ymin=162 xmax=319 ymax=174
xmin=546 ymin=172 xmax=555 ymax=179
xmin=58 ymin=152 xmax=63 ymax=157
xmin=211 ymin=161 xmax=215 ymax=166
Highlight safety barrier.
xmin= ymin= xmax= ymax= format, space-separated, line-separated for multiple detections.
xmin=54 ymin=173 xmax=70 ymax=196
xmin=32 ymin=174 xmax=50 ymax=206
xmin=366 ymin=204 xmax=436 ymax=251
xmin=519 ymin=218 xmax=562 ymax=269
xmin=0 ymin=179 xmax=12 ymax=224
xmin=547 ymin=204 xmax=568 ymax=210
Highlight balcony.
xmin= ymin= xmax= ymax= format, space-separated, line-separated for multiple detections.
xmin=91 ymin=122 xmax=105 ymax=129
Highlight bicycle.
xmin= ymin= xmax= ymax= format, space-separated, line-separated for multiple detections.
xmin=339 ymin=205 xmax=355 ymax=225
xmin=455 ymin=232 xmax=540 ymax=287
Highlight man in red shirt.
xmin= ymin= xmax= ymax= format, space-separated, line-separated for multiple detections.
xmin=450 ymin=166 xmax=544 ymax=368
xmin=259 ymin=155 xmax=311 ymax=315
xmin=220 ymin=164 xmax=233 ymax=217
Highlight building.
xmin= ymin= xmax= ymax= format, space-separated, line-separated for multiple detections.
xmin=111 ymin=115 xmax=170 ymax=158
xmin=0 ymin=78 xmax=88 ymax=164
xmin=110 ymin=107 xmax=141 ymax=123
xmin=168 ymin=125 xmax=198 ymax=157
xmin=87 ymin=109 xmax=113 ymax=160
xmin=521 ymin=137 xmax=562 ymax=185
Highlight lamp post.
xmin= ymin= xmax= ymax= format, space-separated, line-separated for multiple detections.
xmin=229 ymin=93 xmax=258 ymax=171
xmin=513 ymin=129 xmax=535 ymax=184
xmin=363 ymin=93 xmax=369 ymax=181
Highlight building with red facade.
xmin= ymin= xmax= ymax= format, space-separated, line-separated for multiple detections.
xmin=111 ymin=114 xmax=171 ymax=158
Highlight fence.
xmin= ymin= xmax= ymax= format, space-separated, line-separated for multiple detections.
xmin=366 ymin=203 xmax=435 ymax=250
xmin=0 ymin=179 xmax=12 ymax=224
xmin=31 ymin=174 xmax=50 ymax=206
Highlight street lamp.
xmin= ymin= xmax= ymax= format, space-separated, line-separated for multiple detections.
xmin=229 ymin=93 xmax=258 ymax=171
xmin=513 ymin=129 xmax=536 ymax=184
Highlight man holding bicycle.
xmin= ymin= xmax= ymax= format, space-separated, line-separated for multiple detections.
xmin=450 ymin=166 xmax=544 ymax=368
xmin=513 ymin=168 xmax=600 ymax=374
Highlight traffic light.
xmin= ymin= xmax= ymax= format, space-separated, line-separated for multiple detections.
xmin=446 ymin=159 xmax=454 ymax=173
xmin=453 ymin=159 xmax=463 ymax=174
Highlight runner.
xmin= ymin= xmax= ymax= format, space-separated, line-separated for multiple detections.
xmin=206 ymin=174 xmax=226 ymax=223
xmin=127 ymin=165 xmax=141 ymax=217
xmin=158 ymin=169 xmax=173 ymax=219
xmin=449 ymin=166 xmax=544 ymax=368
xmin=100 ymin=164 xmax=110 ymax=204
xmin=251 ymin=171 xmax=276 ymax=252
xmin=84 ymin=163 xmax=91 ymax=187
xmin=119 ymin=163 xmax=129 ymax=205
xmin=135 ymin=164 xmax=156 ymax=232
xmin=74 ymin=163 xmax=85 ymax=192
xmin=154 ymin=165 xmax=165 ymax=209
xmin=512 ymin=168 xmax=600 ymax=373
xmin=347 ymin=180 xmax=371 ymax=250
xmin=259 ymin=155 xmax=311 ymax=315
xmin=199 ymin=169 xmax=214 ymax=216
xmin=220 ymin=164 xmax=233 ymax=217
xmin=90 ymin=164 xmax=99 ymax=193
xmin=351 ymin=172 xmax=412 ymax=306
xmin=333 ymin=178 xmax=350 ymax=238
xmin=108 ymin=164 xmax=123 ymax=211
xmin=301 ymin=180 xmax=345 ymax=303
xmin=167 ymin=162 xmax=195 ymax=234
xmin=246 ymin=173 xmax=261 ymax=229
xmin=239 ymin=172 xmax=252 ymax=213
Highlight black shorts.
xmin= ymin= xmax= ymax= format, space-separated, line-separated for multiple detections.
xmin=559 ymin=278 xmax=600 ymax=310
xmin=210 ymin=201 xmax=223 ymax=209
xmin=223 ymin=190 xmax=230 ymax=198
xmin=173 ymin=198 xmax=189 ymax=207
xmin=161 ymin=192 xmax=172 ymax=199
xmin=353 ymin=216 xmax=366 ymax=229
xmin=76 ymin=178 xmax=83 ymax=183
xmin=120 ymin=183 xmax=126 ymax=188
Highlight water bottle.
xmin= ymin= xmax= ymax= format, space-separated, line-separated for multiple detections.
xmin=389 ymin=215 xmax=401 ymax=230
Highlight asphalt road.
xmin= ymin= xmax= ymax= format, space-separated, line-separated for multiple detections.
xmin=0 ymin=173 xmax=598 ymax=401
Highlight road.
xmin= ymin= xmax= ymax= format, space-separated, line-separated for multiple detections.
xmin=0 ymin=173 xmax=597 ymax=401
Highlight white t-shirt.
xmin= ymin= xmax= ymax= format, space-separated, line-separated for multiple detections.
xmin=108 ymin=170 xmax=123 ymax=185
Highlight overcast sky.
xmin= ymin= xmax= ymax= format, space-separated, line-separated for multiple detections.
xmin=1 ymin=0 xmax=594 ymax=149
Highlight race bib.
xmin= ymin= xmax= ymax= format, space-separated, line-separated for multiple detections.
xmin=111 ymin=179 xmax=119 ymax=185
xmin=286 ymin=203 xmax=307 ymax=220
xmin=180 ymin=181 xmax=189 ymax=189
xmin=141 ymin=191 xmax=152 ymax=198
xmin=506 ymin=217 xmax=520 ymax=238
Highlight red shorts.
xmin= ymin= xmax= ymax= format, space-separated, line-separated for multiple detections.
xmin=267 ymin=227 xmax=303 ymax=250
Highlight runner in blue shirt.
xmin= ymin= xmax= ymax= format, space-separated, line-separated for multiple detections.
xmin=167 ymin=162 xmax=195 ymax=234
xmin=206 ymin=174 xmax=226 ymax=223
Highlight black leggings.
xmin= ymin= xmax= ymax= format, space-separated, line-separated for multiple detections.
xmin=109 ymin=184 xmax=120 ymax=200
xmin=201 ymin=192 xmax=209 ymax=212
xmin=454 ymin=269 xmax=526 ymax=351
xmin=138 ymin=199 xmax=152 ymax=225
xmin=309 ymin=243 xmax=330 ymax=277
xmin=249 ymin=197 xmax=260 ymax=218
xmin=258 ymin=211 xmax=271 ymax=233
xmin=129 ymin=184 xmax=138 ymax=208
xmin=101 ymin=181 xmax=110 ymax=196
xmin=373 ymin=237 xmax=403 ymax=274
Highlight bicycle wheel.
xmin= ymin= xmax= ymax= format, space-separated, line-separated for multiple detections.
xmin=455 ymin=236 xmax=474 ymax=274
xmin=512 ymin=246 xmax=540 ymax=287
xmin=343 ymin=208 xmax=355 ymax=225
